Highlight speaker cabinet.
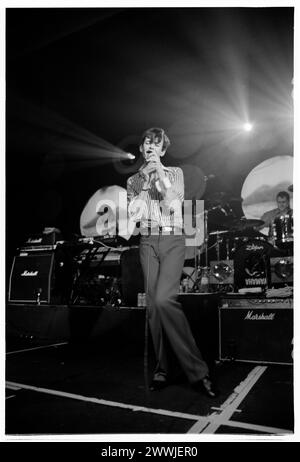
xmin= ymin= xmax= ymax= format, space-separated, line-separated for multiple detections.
xmin=8 ymin=251 xmax=71 ymax=304
xmin=9 ymin=253 xmax=55 ymax=303
xmin=219 ymin=297 xmax=293 ymax=365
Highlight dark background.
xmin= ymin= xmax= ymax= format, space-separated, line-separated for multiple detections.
xmin=6 ymin=7 xmax=294 ymax=266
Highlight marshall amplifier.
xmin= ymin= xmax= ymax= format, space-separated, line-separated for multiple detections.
xmin=24 ymin=229 xmax=62 ymax=247
xmin=8 ymin=251 xmax=72 ymax=304
xmin=219 ymin=296 xmax=293 ymax=365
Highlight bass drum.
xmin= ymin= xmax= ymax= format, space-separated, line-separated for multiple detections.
xmin=233 ymin=239 xmax=273 ymax=291
xmin=230 ymin=235 xmax=267 ymax=258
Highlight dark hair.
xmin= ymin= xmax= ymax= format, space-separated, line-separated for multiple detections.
xmin=276 ymin=191 xmax=290 ymax=201
xmin=140 ymin=127 xmax=171 ymax=151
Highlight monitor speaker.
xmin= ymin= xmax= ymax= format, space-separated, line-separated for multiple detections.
xmin=219 ymin=298 xmax=293 ymax=365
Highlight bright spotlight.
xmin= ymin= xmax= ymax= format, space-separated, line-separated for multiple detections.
xmin=127 ymin=153 xmax=135 ymax=160
xmin=243 ymin=123 xmax=253 ymax=132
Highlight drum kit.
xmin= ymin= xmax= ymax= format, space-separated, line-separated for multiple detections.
xmin=79 ymin=160 xmax=294 ymax=293
xmin=182 ymin=187 xmax=294 ymax=292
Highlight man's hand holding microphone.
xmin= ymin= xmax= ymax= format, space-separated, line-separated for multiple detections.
xmin=141 ymin=152 xmax=168 ymax=192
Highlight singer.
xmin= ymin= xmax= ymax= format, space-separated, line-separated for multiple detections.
xmin=127 ymin=127 xmax=216 ymax=397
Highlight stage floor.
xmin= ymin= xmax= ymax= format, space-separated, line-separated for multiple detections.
xmin=5 ymin=303 xmax=294 ymax=437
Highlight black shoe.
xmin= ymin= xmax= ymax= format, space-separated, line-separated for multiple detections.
xmin=149 ymin=378 xmax=169 ymax=391
xmin=192 ymin=376 xmax=218 ymax=398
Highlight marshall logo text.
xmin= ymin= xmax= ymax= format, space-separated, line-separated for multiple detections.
xmin=244 ymin=310 xmax=275 ymax=321
xmin=26 ymin=238 xmax=43 ymax=244
xmin=21 ymin=270 xmax=39 ymax=277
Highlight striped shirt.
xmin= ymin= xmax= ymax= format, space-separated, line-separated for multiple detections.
xmin=127 ymin=166 xmax=184 ymax=228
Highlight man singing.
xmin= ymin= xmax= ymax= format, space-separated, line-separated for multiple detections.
xmin=127 ymin=127 xmax=216 ymax=397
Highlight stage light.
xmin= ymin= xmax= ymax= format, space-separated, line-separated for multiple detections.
xmin=127 ymin=153 xmax=135 ymax=159
xmin=243 ymin=123 xmax=253 ymax=132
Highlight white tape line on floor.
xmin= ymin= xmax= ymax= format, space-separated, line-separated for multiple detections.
xmin=5 ymin=380 xmax=210 ymax=423
xmin=216 ymin=418 xmax=292 ymax=435
xmin=188 ymin=365 xmax=267 ymax=434
xmin=6 ymin=384 xmax=21 ymax=391
xmin=6 ymin=376 xmax=290 ymax=435
xmin=6 ymin=342 xmax=68 ymax=355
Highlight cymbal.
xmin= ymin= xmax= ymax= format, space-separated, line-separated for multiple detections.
xmin=229 ymin=218 xmax=264 ymax=231
xmin=209 ymin=230 xmax=229 ymax=236
xmin=288 ymin=184 xmax=293 ymax=192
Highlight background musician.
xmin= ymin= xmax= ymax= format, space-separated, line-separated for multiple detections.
xmin=257 ymin=191 xmax=292 ymax=232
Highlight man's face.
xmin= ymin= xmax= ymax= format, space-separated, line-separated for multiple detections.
xmin=277 ymin=196 xmax=289 ymax=211
xmin=140 ymin=135 xmax=165 ymax=162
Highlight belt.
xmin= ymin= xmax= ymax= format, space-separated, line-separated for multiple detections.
xmin=141 ymin=226 xmax=184 ymax=235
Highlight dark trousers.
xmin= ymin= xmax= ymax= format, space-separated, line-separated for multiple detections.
xmin=139 ymin=234 xmax=208 ymax=383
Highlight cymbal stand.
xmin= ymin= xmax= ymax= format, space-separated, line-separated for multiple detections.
xmin=193 ymin=235 xmax=202 ymax=292
xmin=193 ymin=209 xmax=209 ymax=292
xmin=225 ymin=238 xmax=230 ymax=260
xmin=215 ymin=231 xmax=223 ymax=262
xmin=204 ymin=209 xmax=209 ymax=268
xmin=190 ymin=209 xmax=207 ymax=292
xmin=195 ymin=245 xmax=200 ymax=279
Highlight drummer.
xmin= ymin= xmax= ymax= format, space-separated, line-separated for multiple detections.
xmin=257 ymin=191 xmax=293 ymax=231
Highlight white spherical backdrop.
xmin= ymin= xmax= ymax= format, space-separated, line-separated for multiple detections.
xmin=241 ymin=155 xmax=293 ymax=222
